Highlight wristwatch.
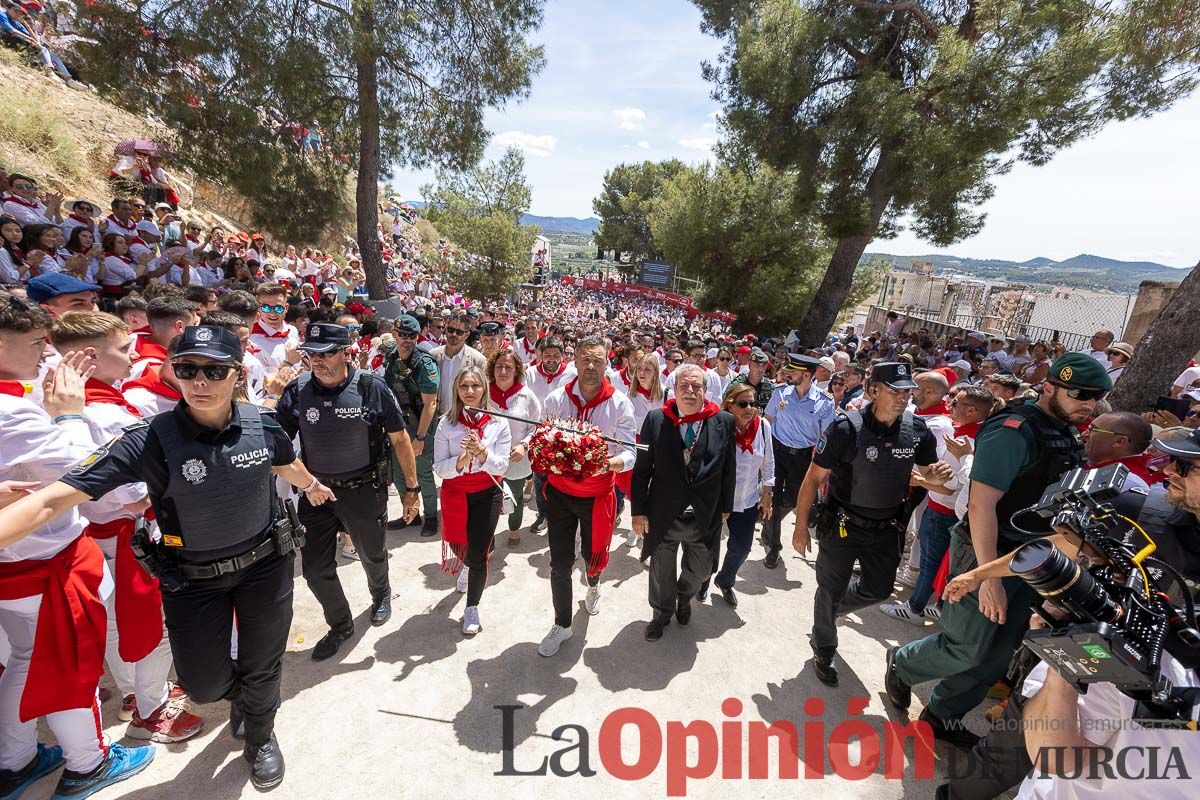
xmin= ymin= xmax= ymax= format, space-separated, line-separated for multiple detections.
xmin=405 ymin=486 xmax=420 ymax=494
xmin=415 ymin=433 xmax=427 ymax=441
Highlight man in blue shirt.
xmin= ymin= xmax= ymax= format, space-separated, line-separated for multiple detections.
xmin=760 ymin=353 xmax=837 ymax=568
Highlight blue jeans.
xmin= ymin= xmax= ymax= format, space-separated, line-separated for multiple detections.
xmin=714 ymin=506 xmax=759 ymax=589
xmin=908 ymin=505 xmax=957 ymax=612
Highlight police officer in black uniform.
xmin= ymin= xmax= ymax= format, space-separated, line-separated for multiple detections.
xmin=275 ymin=323 xmax=418 ymax=661
xmin=382 ymin=314 xmax=440 ymax=536
xmin=0 ymin=325 xmax=337 ymax=789
xmin=791 ymin=362 xmax=948 ymax=686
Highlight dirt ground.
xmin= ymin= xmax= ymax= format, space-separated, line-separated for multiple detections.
xmin=28 ymin=494 xmax=994 ymax=800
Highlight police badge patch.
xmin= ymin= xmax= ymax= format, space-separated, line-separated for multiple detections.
xmin=865 ymin=445 xmax=880 ymax=462
xmin=68 ymin=433 xmax=123 ymax=476
xmin=305 ymin=407 xmax=320 ymax=424
xmin=181 ymin=459 xmax=207 ymax=484
xmin=816 ymin=433 xmax=828 ymax=454
xmin=195 ymin=327 xmax=213 ymax=342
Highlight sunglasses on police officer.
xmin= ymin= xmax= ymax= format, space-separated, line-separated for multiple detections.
xmin=1171 ymin=457 xmax=1195 ymax=478
xmin=1047 ymin=381 xmax=1107 ymax=402
xmin=171 ymin=362 xmax=240 ymax=381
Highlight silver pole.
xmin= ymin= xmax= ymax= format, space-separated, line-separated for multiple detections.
xmin=464 ymin=406 xmax=648 ymax=451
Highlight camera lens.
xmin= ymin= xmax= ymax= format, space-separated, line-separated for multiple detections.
xmin=1010 ymin=539 xmax=1120 ymax=623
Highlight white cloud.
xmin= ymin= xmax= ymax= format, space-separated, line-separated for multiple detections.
xmin=636 ymin=140 xmax=651 ymax=149
xmin=492 ymin=130 xmax=558 ymax=158
xmin=678 ymin=137 xmax=716 ymax=151
xmin=612 ymin=107 xmax=647 ymax=131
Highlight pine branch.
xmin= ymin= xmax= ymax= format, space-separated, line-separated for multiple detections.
xmin=847 ymin=0 xmax=940 ymax=40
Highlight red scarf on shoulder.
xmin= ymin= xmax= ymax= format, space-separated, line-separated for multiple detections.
xmin=489 ymin=381 xmax=523 ymax=410
xmin=536 ymin=362 xmax=565 ymax=381
xmin=0 ymin=380 xmax=31 ymax=398
xmin=916 ymin=400 xmax=951 ymax=417
xmin=735 ymin=416 xmax=760 ymax=454
xmin=661 ymin=398 xmax=720 ymax=427
xmin=85 ymin=378 xmax=142 ymax=418
xmin=121 ymin=366 xmax=182 ymax=401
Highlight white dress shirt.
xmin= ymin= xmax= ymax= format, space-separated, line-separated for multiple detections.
xmin=0 ymin=395 xmax=94 ymax=561
xmin=433 ymin=413 xmax=512 ymax=479
xmin=629 ymin=391 xmax=658 ymax=434
xmin=515 ymin=337 xmax=539 ymax=364
xmin=79 ymin=400 xmax=148 ymax=525
xmin=733 ymin=418 xmax=776 ymax=513
xmin=527 ymin=363 xmax=576 ymax=406
xmin=249 ymin=322 xmax=300 ymax=372
xmin=542 ymin=381 xmax=637 ymax=471
xmin=495 ymin=385 xmax=542 ymax=480
xmin=437 ymin=348 xmax=467 ymax=413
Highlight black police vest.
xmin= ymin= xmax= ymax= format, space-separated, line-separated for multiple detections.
xmin=151 ymin=404 xmax=275 ymax=559
xmin=984 ymin=402 xmax=1084 ymax=543
xmin=830 ymin=409 xmax=917 ymax=510
xmin=296 ymin=370 xmax=377 ymax=478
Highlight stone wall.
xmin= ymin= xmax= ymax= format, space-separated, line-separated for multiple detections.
xmin=1124 ymin=280 xmax=1180 ymax=346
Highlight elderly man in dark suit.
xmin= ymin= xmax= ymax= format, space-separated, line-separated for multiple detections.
xmin=631 ymin=364 xmax=737 ymax=641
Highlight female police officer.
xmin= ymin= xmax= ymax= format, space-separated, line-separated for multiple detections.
xmin=0 ymin=325 xmax=336 ymax=790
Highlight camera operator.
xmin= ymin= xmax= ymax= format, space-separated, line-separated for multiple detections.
xmin=1014 ymin=429 xmax=1200 ymax=798
xmin=887 ymin=354 xmax=1110 ymax=747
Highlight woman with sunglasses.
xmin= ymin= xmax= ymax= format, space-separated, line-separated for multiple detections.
xmin=0 ymin=324 xmax=336 ymax=789
xmin=709 ymin=346 xmax=736 ymax=401
xmin=433 ymin=365 xmax=511 ymax=636
xmin=703 ymin=383 xmax=774 ymax=607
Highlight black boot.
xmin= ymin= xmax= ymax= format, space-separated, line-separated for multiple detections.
xmin=420 ymin=515 xmax=439 ymax=538
xmin=370 ymin=596 xmax=392 ymax=626
xmin=244 ymin=734 xmax=285 ymax=789
xmin=814 ymin=655 xmax=839 ymax=686
xmin=919 ymin=708 xmax=980 ymax=750
xmin=884 ymin=646 xmax=911 ymax=710
xmin=645 ymin=613 xmax=671 ymax=642
xmin=311 ymin=624 xmax=354 ymax=661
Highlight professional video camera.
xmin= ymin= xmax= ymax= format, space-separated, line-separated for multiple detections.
xmin=1007 ymin=464 xmax=1200 ymax=728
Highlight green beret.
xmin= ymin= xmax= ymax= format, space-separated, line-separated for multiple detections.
xmin=1046 ymin=352 xmax=1113 ymax=391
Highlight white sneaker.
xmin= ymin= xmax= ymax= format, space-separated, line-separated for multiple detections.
xmin=925 ymin=605 xmax=942 ymax=622
xmin=624 ymin=531 xmax=638 ymax=547
xmin=585 ymin=585 xmax=601 ymax=616
xmin=462 ymin=606 xmax=482 ymax=636
xmin=341 ymin=541 xmax=358 ymax=560
xmin=538 ymin=624 xmax=573 ymax=657
xmin=879 ymin=602 xmax=926 ymax=626
xmin=456 ymin=566 xmax=469 ymax=594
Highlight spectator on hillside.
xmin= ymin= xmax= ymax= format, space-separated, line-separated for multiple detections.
xmin=1019 ymin=340 xmax=1052 ymax=384
xmin=0 ymin=214 xmax=26 ymax=285
xmin=1081 ymin=329 xmax=1114 ymax=367
xmin=64 ymin=226 xmax=102 ymax=282
xmin=1105 ymin=341 xmax=1133 ymax=381
xmin=1171 ymin=362 xmax=1200 ymax=398
xmin=2 ymin=172 xmax=61 ymax=225
xmin=60 ymin=198 xmax=100 ymax=242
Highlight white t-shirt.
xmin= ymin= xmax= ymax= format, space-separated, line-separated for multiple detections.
xmin=1172 ymin=366 xmax=1200 ymax=393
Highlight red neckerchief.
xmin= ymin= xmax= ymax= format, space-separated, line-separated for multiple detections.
xmin=661 ymin=398 xmax=720 ymax=426
xmin=662 ymin=366 xmax=671 ymax=378
xmin=135 ymin=338 xmax=167 ymax=362
xmin=246 ymin=342 xmax=262 ymax=355
xmin=536 ymin=362 xmax=565 ymax=381
xmin=458 ymin=410 xmax=491 ymax=436
xmin=68 ymin=213 xmax=92 ymax=225
xmin=616 ymin=366 xmax=630 ymax=387
xmin=635 ymin=385 xmax=653 ymax=400
xmin=564 ymin=377 xmax=615 ymax=421
xmin=0 ymin=380 xmax=30 ymax=398
xmin=252 ymin=322 xmax=288 ymax=339
xmin=121 ymin=366 xmax=182 ymax=401
xmin=735 ymin=416 xmax=760 ymax=454
xmin=185 ymin=234 xmax=200 ymax=244
xmin=916 ymin=400 xmax=951 ymax=417
xmin=489 ymin=381 xmax=523 ymax=410
xmin=5 ymin=195 xmax=41 ymax=210
xmin=1092 ymin=454 xmax=1157 ymax=485
xmin=953 ymin=420 xmax=982 ymax=439
xmin=106 ymin=214 xmax=136 ymax=234
xmin=105 ymin=252 xmax=132 ymax=264
xmin=84 ymin=378 xmax=142 ymax=418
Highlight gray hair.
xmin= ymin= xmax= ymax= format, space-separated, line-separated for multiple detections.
xmin=674 ymin=363 xmax=707 ymax=390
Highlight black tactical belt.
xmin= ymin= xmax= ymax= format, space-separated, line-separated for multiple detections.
xmin=774 ymin=442 xmax=814 ymax=456
xmin=324 ymin=473 xmax=376 ymax=489
xmin=176 ymin=538 xmax=278 ymax=580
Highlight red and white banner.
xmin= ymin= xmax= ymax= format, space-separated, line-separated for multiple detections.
xmin=557 ymin=276 xmax=736 ymax=322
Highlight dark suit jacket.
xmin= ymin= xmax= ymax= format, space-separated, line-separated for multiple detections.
xmin=630 ymin=408 xmax=737 ymax=554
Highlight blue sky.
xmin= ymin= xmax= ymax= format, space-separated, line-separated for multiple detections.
xmin=389 ymin=0 xmax=1200 ymax=269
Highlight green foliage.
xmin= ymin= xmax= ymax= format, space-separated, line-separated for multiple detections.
xmin=839 ymin=257 xmax=887 ymax=321
xmin=592 ymin=159 xmax=686 ymax=275
xmin=648 ymin=161 xmax=831 ymax=333
xmin=69 ymin=0 xmax=545 ymax=290
xmin=422 ymin=147 xmax=538 ymax=300
xmin=694 ymin=0 xmax=1200 ymax=340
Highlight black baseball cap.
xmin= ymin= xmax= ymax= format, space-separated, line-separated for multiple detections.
xmin=1152 ymin=428 xmax=1200 ymax=461
xmin=299 ymin=323 xmax=351 ymax=354
xmin=871 ymin=361 xmax=918 ymax=390
xmin=174 ymin=325 xmax=243 ymax=362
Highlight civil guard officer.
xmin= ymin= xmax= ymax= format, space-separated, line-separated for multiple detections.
xmin=382 ymin=314 xmax=441 ymax=537
xmin=0 ymin=325 xmax=337 ymax=789
xmin=274 ymin=322 xmax=419 ymax=661
xmin=729 ymin=347 xmax=775 ymax=412
xmin=760 ymin=352 xmax=837 ymax=568
xmin=885 ymin=353 xmax=1108 ymax=749
xmin=791 ymin=362 xmax=947 ymax=686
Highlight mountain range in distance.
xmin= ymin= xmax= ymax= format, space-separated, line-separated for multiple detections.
xmin=864 ymin=252 xmax=1190 ymax=293
xmin=521 ymin=213 xmax=600 ymax=235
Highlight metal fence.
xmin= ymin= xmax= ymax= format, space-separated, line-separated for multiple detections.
xmin=948 ymin=314 xmax=1092 ymax=351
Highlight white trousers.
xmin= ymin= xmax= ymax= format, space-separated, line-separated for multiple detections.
xmin=0 ymin=593 xmax=107 ymax=773
xmin=97 ymin=537 xmax=172 ymax=717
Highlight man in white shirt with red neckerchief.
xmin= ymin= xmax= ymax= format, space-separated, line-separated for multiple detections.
xmin=49 ymin=311 xmax=204 ymax=744
xmin=515 ymin=314 xmax=543 ymax=365
xmin=0 ymin=299 xmax=159 ymax=797
xmin=128 ymin=297 xmax=200 ymax=383
xmin=101 ymin=198 xmax=139 ymax=242
xmin=527 ymin=335 xmax=576 ymax=407
xmin=248 ymin=283 xmax=301 ymax=373
xmin=2 ymin=174 xmax=60 ymax=226
xmin=536 ymin=335 xmax=636 ymax=658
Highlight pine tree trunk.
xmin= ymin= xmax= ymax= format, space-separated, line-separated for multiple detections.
xmin=1107 ymin=263 xmax=1200 ymax=413
xmin=354 ymin=2 xmax=386 ymax=300
xmin=791 ymin=149 xmax=896 ymax=345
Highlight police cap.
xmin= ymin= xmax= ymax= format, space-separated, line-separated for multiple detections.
xmin=749 ymin=348 xmax=770 ymax=364
xmin=299 ymin=323 xmax=352 ymax=354
xmin=870 ymin=361 xmax=918 ymax=390
xmin=1045 ymin=352 xmax=1113 ymax=392
xmin=1151 ymin=428 xmax=1200 ymax=462
xmin=175 ymin=325 xmax=243 ymax=362
xmin=394 ymin=315 xmax=421 ymax=335
xmin=784 ymin=353 xmax=822 ymax=373
xmin=478 ymin=321 xmax=502 ymax=337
